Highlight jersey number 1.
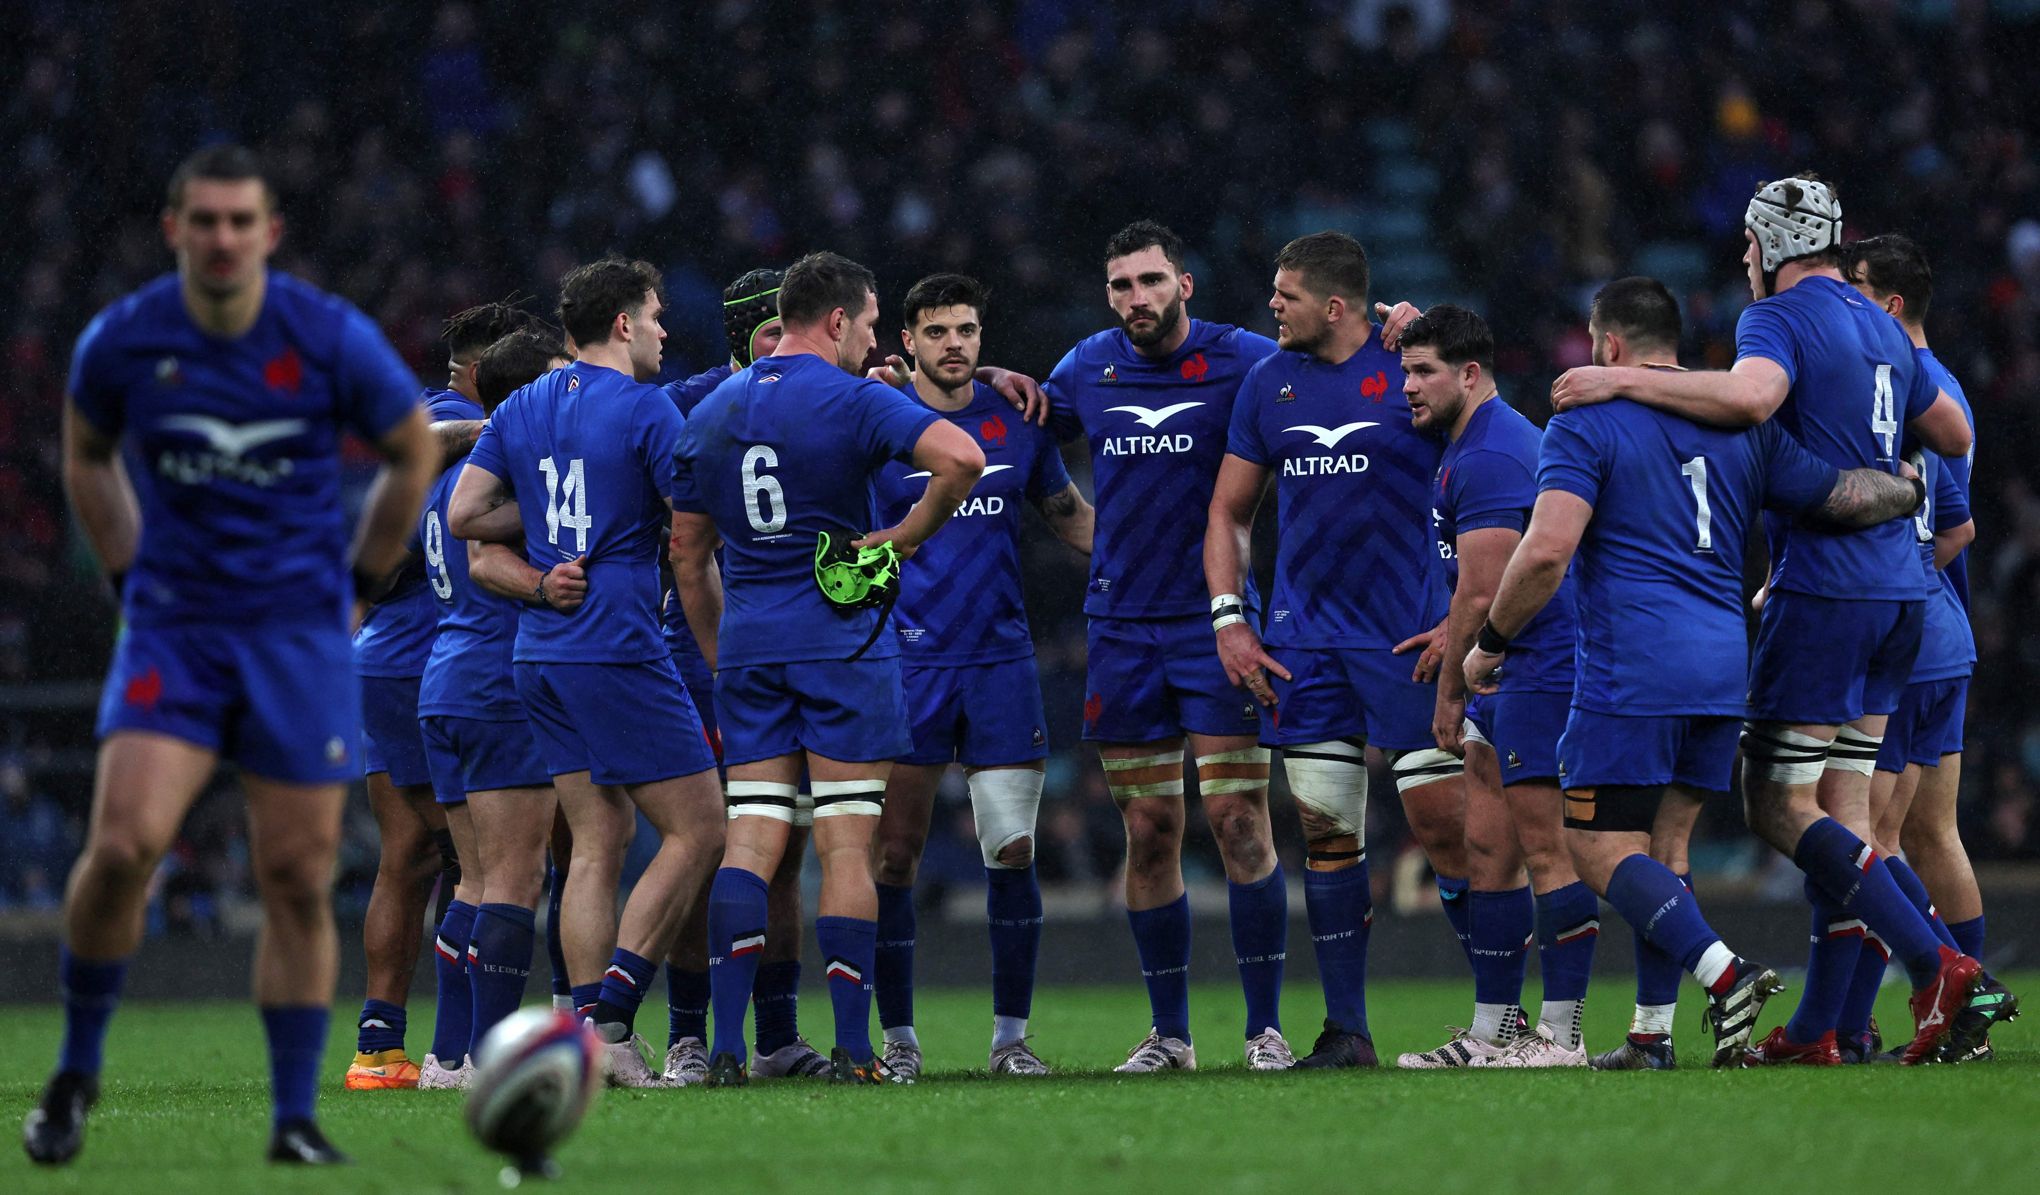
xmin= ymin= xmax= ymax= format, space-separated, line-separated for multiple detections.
xmin=539 ymin=456 xmax=592 ymax=553
xmin=1680 ymin=456 xmax=1713 ymax=551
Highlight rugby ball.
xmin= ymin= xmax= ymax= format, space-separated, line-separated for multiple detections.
xmin=464 ymin=1008 xmax=602 ymax=1169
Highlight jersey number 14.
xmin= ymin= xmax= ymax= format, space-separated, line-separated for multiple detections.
xmin=540 ymin=456 xmax=592 ymax=553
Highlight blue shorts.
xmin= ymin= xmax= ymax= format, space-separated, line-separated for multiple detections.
xmin=1557 ymin=708 xmax=1741 ymax=793
xmin=1748 ymin=592 xmax=1924 ymax=725
xmin=672 ymin=647 xmax=720 ymax=761
xmin=1262 ymin=646 xmax=1431 ymax=753
xmin=1083 ymin=615 xmax=1263 ymax=743
xmin=514 ymin=658 xmax=718 ymax=786
xmin=96 ymin=621 xmax=360 ymax=784
xmin=1465 ymin=689 xmax=1568 ymax=786
xmin=716 ymin=657 xmax=912 ymax=766
xmin=900 ymin=657 xmax=1049 ymax=767
xmin=360 ymin=674 xmax=433 ymax=788
xmin=1877 ymin=677 xmax=1968 ymax=772
xmin=420 ymin=714 xmax=552 ymax=805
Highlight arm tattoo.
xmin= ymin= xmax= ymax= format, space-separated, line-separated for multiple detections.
xmin=433 ymin=419 xmax=483 ymax=462
xmin=1039 ymin=485 xmax=1080 ymax=522
xmin=1817 ymin=467 xmax=1920 ymax=528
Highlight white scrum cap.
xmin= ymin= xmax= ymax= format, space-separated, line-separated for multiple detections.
xmin=1745 ymin=176 xmax=1844 ymax=274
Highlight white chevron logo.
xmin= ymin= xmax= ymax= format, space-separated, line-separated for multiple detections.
xmin=1283 ymin=422 xmax=1378 ymax=449
xmin=159 ymin=415 xmax=307 ymax=458
xmin=1106 ymin=401 xmax=1204 ymax=428
xmin=905 ymin=464 xmax=1012 ymax=481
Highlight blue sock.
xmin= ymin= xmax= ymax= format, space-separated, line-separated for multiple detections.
xmin=593 ymin=948 xmax=656 ymax=1035
xmin=1837 ymin=931 xmax=1890 ymax=1040
xmin=987 ymin=865 xmax=1044 ymax=1020
xmin=1633 ymin=874 xmax=1690 ymax=1008
xmin=1303 ymin=863 xmax=1372 ymax=1035
xmin=1792 ymin=818 xmax=1944 ymax=985
xmin=1469 ymin=886 xmax=1533 ymax=1008
xmin=752 ymin=961 xmax=801 ymax=1056
xmin=1885 ymin=857 xmax=1958 ymax=949
xmin=570 ymin=982 xmax=601 ymax=1020
xmin=1605 ymin=855 xmax=1728 ymax=987
xmin=1228 ymin=866 xmax=1288 ymax=1035
xmin=816 ymin=915 xmax=877 ymax=1061
xmin=1128 ymin=894 xmax=1193 ymax=1043
xmin=1534 ymin=881 xmax=1599 ymax=1002
xmin=1784 ymin=880 xmax=1861 ymax=1044
xmin=874 ymin=881 xmax=916 ymax=1031
xmin=667 ymin=966 xmax=709 ymax=1047
xmin=355 ymin=997 xmax=406 ymax=1057
xmin=56 ymin=949 xmax=128 ymax=1076
xmin=468 ymin=903 xmax=535 ymax=1053
xmin=429 ymin=900 xmax=478 ymax=1060
xmin=260 ymin=1006 xmax=328 ymax=1127
xmin=1436 ymin=875 xmax=1474 ymax=968
xmin=1948 ymin=915 xmax=1984 ymax=960
xmin=545 ymin=866 xmax=570 ymax=999
xmin=707 ymin=867 xmax=769 ymax=1060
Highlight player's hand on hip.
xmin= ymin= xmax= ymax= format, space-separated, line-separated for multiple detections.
xmin=1432 ymin=693 xmax=1467 ymax=757
xmin=1375 ymin=301 xmax=1424 ymax=349
xmin=852 ymin=526 xmax=917 ymax=559
xmin=866 ymin=355 xmax=912 ymax=387
xmin=982 ymin=365 xmax=1050 ymax=426
xmin=544 ymin=555 xmax=589 ymax=613
xmin=1550 ymin=366 xmax=1621 ymax=412
xmin=1216 ymin=622 xmax=1289 ymax=706
xmin=1391 ymin=618 xmax=1447 ymax=683
xmin=1463 ymin=646 xmax=1504 ymax=696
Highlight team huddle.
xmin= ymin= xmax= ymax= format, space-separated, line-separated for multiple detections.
xmin=23 ymin=145 xmax=2020 ymax=1166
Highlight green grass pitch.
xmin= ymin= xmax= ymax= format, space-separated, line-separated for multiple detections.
xmin=5 ymin=977 xmax=2034 ymax=1194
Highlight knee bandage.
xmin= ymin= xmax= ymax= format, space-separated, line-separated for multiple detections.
xmin=1824 ymin=726 xmax=1882 ymax=777
xmin=1283 ymin=739 xmax=1368 ymax=838
xmin=969 ymin=768 xmax=1043 ymax=868
xmin=727 ymin=780 xmax=801 ymax=822
xmin=1194 ymin=746 xmax=1270 ymax=795
xmin=1740 ymin=723 xmax=1830 ymax=785
xmin=811 ymin=779 xmax=885 ymax=819
xmin=1390 ymin=747 xmax=1462 ymax=794
xmin=1101 ymin=749 xmax=1184 ymax=802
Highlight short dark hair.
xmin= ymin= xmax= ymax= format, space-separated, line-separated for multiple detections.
xmin=475 ymin=328 xmax=568 ymax=410
xmin=777 ymin=251 xmax=878 ymax=327
xmin=166 ymin=143 xmax=274 ymax=212
xmin=1104 ymin=220 xmax=1189 ymax=273
xmin=556 ymin=257 xmax=663 ymax=347
xmin=1842 ymin=233 xmax=1933 ymax=323
xmin=902 ymin=273 xmax=990 ymax=329
xmin=1590 ymin=276 xmax=1683 ymax=351
xmin=442 ymin=300 xmax=537 ymax=363
xmin=1274 ymin=231 xmax=1371 ymax=308
xmin=1397 ymin=304 xmax=1495 ymax=372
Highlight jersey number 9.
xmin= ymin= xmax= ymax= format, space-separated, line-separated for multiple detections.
xmin=423 ymin=511 xmax=454 ymax=599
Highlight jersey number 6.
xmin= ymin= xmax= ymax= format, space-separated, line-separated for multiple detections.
xmin=742 ymin=445 xmax=787 ymax=534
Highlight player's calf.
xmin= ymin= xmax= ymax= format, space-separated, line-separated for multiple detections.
xmin=1286 ymin=740 xmax=1376 ymax=1059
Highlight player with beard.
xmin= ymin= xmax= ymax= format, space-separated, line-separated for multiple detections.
xmin=868 ymin=274 xmax=1093 ymax=1081
xmin=1551 ymin=178 xmax=1989 ymax=1065
xmin=1205 ymin=233 xmax=1468 ymax=1069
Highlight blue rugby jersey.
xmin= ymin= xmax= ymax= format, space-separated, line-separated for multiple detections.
xmin=873 ymin=382 xmax=1071 ymax=665
xmin=1225 ymin=327 xmax=1445 ymax=648
xmin=466 ymin=361 xmax=682 ymax=664
xmin=1045 ymin=319 xmax=1278 ymax=619
xmin=67 ymin=270 xmax=420 ymax=628
xmin=416 ymin=430 xmax=526 ymax=720
xmin=671 ymin=353 xmax=940 ymax=668
xmin=1916 ymin=347 xmax=1975 ymax=611
xmin=659 ymin=365 xmax=733 ymax=667
xmin=356 ymin=389 xmax=484 ymax=678
xmin=1905 ymin=443 xmax=1976 ymax=686
xmin=1736 ymin=276 xmax=1938 ymax=601
xmin=1434 ymin=396 xmax=1576 ymax=693
xmin=1537 ymin=400 xmax=1838 ymax=715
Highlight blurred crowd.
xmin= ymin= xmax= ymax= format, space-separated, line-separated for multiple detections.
xmin=4 ymin=0 xmax=2039 ymax=921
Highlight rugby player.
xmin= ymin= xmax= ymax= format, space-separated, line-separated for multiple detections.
xmin=673 ymin=251 xmax=983 ymax=1084
xmin=1206 ymin=232 xmax=1467 ymax=1070
xmin=1398 ymin=305 xmax=1598 ymax=1067
xmin=1475 ymin=275 xmax=1929 ymax=1066
xmin=450 ymin=258 xmax=726 ymax=1086
xmin=869 ymin=273 xmax=1094 ymax=1081
xmin=27 ymin=145 xmax=436 ymax=1164
xmin=1552 ymin=180 xmax=1989 ymax=1065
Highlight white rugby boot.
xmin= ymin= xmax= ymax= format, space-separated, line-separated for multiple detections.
xmin=1114 ymin=1029 xmax=1196 ymax=1073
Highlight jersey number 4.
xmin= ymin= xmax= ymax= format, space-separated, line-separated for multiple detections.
xmin=1871 ymin=363 xmax=1898 ymax=458
xmin=540 ymin=456 xmax=592 ymax=553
